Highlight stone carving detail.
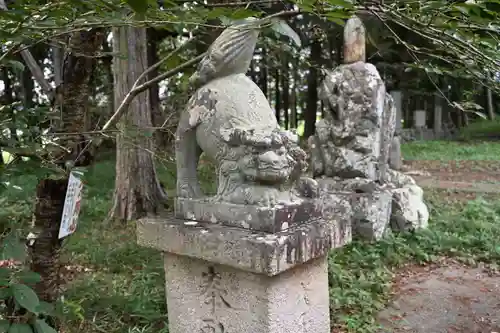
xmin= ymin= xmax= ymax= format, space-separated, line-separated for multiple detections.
xmin=175 ymin=20 xmax=319 ymax=231
xmin=309 ymin=16 xmax=429 ymax=240
xmin=200 ymin=266 xmax=228 ymax=333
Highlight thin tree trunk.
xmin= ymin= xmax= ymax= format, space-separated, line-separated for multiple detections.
xmin=281 ymin=56 xmax=289 ymax=130
xmin=109 ymin=26 xmax=167 ymax=223
xmin=274 ymin=69 xmax=281 ymax=124
xmin=290 ymin=55 xmax=298 ymax=129
xmin=486 ymin=86 xmax=495 ymax=120
xmin=147 ymin=28 xmax=165 ymax=149
xmin=304 ymin=39 xmax=321 ymax=138
xmin=259 ymin=47 xmax=268 ymax=98
xmin=2 ymin=68 xmax=17 ymax=141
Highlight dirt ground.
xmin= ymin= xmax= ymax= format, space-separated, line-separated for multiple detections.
xmin=377 ymin=160 xmax=500 ymax=333
xmin=405 ymin=160 xmax=500 ymax=185
xmin=378 ymin=260 xmax=500 ymax=333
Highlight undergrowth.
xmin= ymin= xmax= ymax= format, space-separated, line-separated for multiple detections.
xmin=1 ymin=144 xmax=500 ymax=332
xmin=459 ymin=118 xmax=500 ymax=141
xmin=401 ymin=140 xmax=500 ymax=160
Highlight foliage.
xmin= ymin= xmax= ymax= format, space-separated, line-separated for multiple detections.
xmin=401 ymin=140 xmax=500 ymax=160
xmin=0 ymin=229 xmax=57 ymax=333
xmin=459 ymin=118 xmax=500 ymax=141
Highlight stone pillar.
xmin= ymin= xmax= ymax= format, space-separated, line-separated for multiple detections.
xmin=389 ymin=135 xmax=402 ymax=170
xmin=414 ymin=110 xmax=427 ymax=128
xmin=390 ymin=90 xmax=403 ymax=132
xmin=137 ymin=211 xmax=351 ymax=333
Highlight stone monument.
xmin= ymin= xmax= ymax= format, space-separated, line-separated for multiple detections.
xmin=308 ymin=17 xmax=429 ymax=240
xmin=137 ymin=20 xmax=352 ymax=333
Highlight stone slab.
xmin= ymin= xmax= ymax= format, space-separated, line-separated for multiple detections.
xmin=317 ymin=178 xmax=393 ymax=241
xmin=352 ymin=189 xmax=392 ymax=240
xmin=175 ymin=197 xmax=323 ymax=233
xmin=164 ymin=254 xmax=330 ymax=333
xmin=137 ymin=214 xmax=351 ymax=276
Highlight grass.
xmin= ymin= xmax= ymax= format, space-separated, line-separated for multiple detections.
xmin=1 ymin=141 xmax=500 ymax=332
xmin=459 ymin=117 xmax=500 ymax=141
xmin=401 ymin=140 xmax=500 ymax=160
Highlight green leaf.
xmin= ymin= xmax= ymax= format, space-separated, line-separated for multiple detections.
xmin=0 ymin=320 xmax=10 ymax=333
xmin=0 ymin=287 xmax=11 ymax=300
xmin=125 ymin=0 xmax=148 ymax=14
xmin=0 ymin=268 xmax=11 ymax=287
xmin=326 ymin=0 xmax=354 ymax=8
xmin=15 ymin=271 xmax=41 ymax=285
xmin=34 ymin=301 xmax=55 ymax=316
xmin=32 ymin=320 xmax=56 ymax=333
xmin=7 ymin=324 xmax=32 ymax=333
xmin=11 ymin=284 xmax=40 ymax=313
xmin=5 ymin=60 xmax=24 ymax=72
xmin=2 ymin=232 xmax=26 ymax=262
xmin=270 ymin=19 xmax=302 ymax=47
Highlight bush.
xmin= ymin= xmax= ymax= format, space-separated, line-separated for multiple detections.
xmin=459 ymin=118 xmax=500 ymax=141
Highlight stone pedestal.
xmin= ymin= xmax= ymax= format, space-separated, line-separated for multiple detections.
xmin=137 ymin=213 xmax=351 ymax=333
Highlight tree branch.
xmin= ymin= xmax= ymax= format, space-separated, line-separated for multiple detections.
xmin=0 ymin=1 xmax=54 ymax=96
xmin=101 ymin=40 xmax=204 ymax=132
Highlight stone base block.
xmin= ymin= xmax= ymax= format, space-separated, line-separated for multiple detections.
xmin=352 ymin=190 xmax=392 ymax=241
xmin=137 ymin=215 xmax=352 ymax=333
xmin=174 ymin=197 xmax=323 ymax=233
xmin=164 ymin=253 xmax=330 ymax=333
xmin=137 ymin=214 xmax=351 ymax=276
xmin=317 ymin=178 xmax=392 ymax=241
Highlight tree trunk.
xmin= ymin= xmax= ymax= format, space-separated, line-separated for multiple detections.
xmin=109 ymin=26 xmax=167 ymax=223
xmin=2 ymin=67 xmax=17 ymax=142
xmin=486 ymin=86 xmax=495 ymax=120
xmin=274 ymin=69 xmax=281 ymax=124
xmin=290 ymin=55 xmax=298 ymax=129
xmin=304 ymin=39 xmax=321 ymax=138
xmin=281 ymin=56 xmax=289 ymax=130
xmin=147 ymin=28 xmax=167 ymax=149
xmin=29 ymin=179 xmax=67 ymax=304
xmin=28 ymin=29 xmax=104 ymax=330
xmin=259 ymin=47 xmax=268 ymax=98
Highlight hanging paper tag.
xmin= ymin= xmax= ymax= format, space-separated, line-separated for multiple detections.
xmin=58 ymin=171 xmax=84 ymax=239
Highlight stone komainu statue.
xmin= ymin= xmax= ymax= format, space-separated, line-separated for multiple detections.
xmin=175 ymin=20 xmax=316 ymax=207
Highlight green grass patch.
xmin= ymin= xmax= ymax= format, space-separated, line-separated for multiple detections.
xmin=459 ymin=118 xmax=500 ymax=141
xmin=2 ymin=153 xmax=500 ymax=332
xmin=402 ymin=140 xmax=500 ymax=160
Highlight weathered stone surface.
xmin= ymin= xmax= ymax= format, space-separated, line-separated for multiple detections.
xmin=387 ymin=169 xmax=416 ymax=188
xmin=164 ymin=254 xmax=330 ymax=333
xmin=380 ymin=92 xmax=396 ymax=183
xmin=390 ymin=185 xmax=429 ymax=232
xmin=176 ymin=21 xmax=317 ymax=231
xmin=390 ymin=90 xmax=403 ymax=131
xmin=414 ymin=110 xmax=427 ymax=128
xmin=310 ymin=62 xmax=388 ymax=181
xmin=174 ymin=197 xmax=323 ymax=233
xmin=352 ymin=190 xmax=392 ymax=241
xmin=317 ymin=178 xmax=392 ymax=241
xmin=343 ymin=16 xmax=366 ymax=64
xmin=389 ymin=135 xmax=403 ymax=171
xmin=137 ymin=214 xmax=351 ymax=276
